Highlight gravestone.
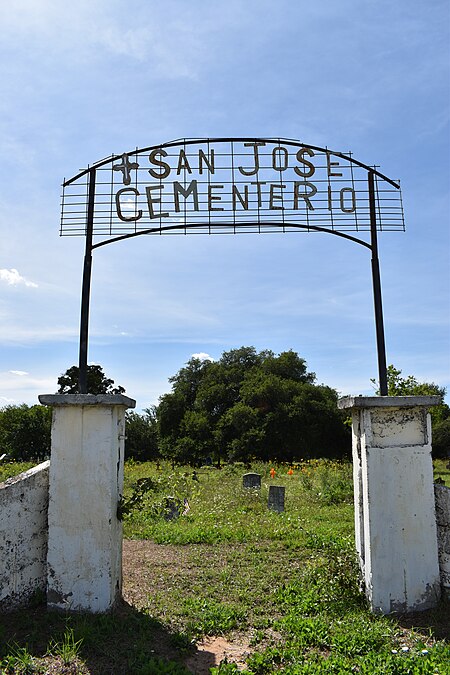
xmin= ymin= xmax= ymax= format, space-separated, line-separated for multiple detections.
xmin=243 ymin=473 xmax=262 ymax=489
xmin=268 ymin=485 xmax=285 ymax=512
xmin=163 ymin=496 xmax=181 ymax=521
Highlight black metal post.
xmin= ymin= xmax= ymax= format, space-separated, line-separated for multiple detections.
xmin=368 ymin=171 xmax=388 ymax=396
xmin=78 ymin=168 xmax=96 ymax=394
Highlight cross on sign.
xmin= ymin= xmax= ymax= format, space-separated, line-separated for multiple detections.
xmin=113 ymin=153 xmax=139 ymax=185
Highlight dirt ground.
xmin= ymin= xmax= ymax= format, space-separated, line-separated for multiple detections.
xmin=122 ymin=540 xmax=253 ymax=673
xmin=2 ymin=539 xmax=446 ymax=674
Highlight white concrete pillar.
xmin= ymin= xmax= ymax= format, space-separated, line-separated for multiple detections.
xmin=338 ymin=396 xmax=441 ymax=614
xmin=39 ymin=394 xmax=135 ymax=612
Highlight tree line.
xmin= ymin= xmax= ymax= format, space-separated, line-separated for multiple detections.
xmin=0 ymin=350 xmax=449 ymax=463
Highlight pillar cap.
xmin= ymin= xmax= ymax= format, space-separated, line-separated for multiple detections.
xmin=338 ymin=395 xmax=441 ymax=410
xmin=39 ymin=394 xmax=136 ymax=409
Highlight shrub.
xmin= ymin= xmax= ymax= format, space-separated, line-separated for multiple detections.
xmin=433 ymin=419 xmax=450 ymax=458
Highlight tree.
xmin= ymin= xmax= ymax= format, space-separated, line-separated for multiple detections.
xmin=167 ymin=357 xmax=213 ymax=407
xmin=57 ymin=365 xmax=125 ymax=395
xmin=215 ymin=402 xmax=263 ymax=462
xmin=125 ymin=407 xmax=159 ymax=462
xmin=382 ymin=364 xmax=446 ymax=400
xmin=262 ymin=349 xmax=315 ymax=384
xmin=0 ymin=404 xmax=52 ymax=461
xmin=372 ymin=364 xmax=449 ymax=457
xmin=433 ymin=419 xmax=450 ymax=459
xmin=157 ymin=347 xmax=350 ymax=465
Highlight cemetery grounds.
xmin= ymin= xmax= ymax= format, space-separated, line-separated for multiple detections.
xmin=0 ymin=459 xmax=449 ymax=674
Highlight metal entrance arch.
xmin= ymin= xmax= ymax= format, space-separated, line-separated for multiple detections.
xmin=60 ymin=138 xmax=405 ymax=394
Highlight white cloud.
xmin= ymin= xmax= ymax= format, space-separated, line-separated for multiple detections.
xmin=0 ymin=370 xmax=57 ymax=406
xmin=0 ymin=268 xmax=38 ymax=288
xmin=0 ymin=1 xmax=206 ymax=79
xmin=191 ymin=352 xmax=214 ymax=361
xmin=9 ymin=370 xmax=29 ymax=376
xmin=0 ymin=325 xmax=76 ymax=344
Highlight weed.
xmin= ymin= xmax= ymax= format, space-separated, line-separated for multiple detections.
xmin=296 ymin=459 xmax=354 ymax=504
xmin=47 ymin=628 xmax=83 ymax=665
xmin=246 ymin=644 xmax=285 ymax=673
xmin=131 ymin=655 xmax=191 ymax=674
xmin=0 ymin=643 xmax=36 ymax=674
xmin=211 ymin=659 xmax=251 ymax=674
xmin=247 ymin=531 xmax=450 ymax=673
xmin=277 ymin=535 xmax=364 ymax=617
xmin=183 ymin=597 xmax=246 ymax=636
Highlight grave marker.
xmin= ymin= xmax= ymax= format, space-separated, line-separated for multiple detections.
xmin=163 ymin=496 xmax=181 ymax=521
xmin=268 ymin=485 xmax=285 ymax=512
xmin=243 ymin=473 xmax=262 ymax=489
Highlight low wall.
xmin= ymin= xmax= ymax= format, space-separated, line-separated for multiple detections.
xmin=435 ymin=484 xmax=450 ymax=598
xmin=0 ymin=461 xmax=50 ymax=610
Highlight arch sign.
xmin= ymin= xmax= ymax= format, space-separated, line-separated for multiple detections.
xmin=60 ymin=138 xmax=404 ymax=394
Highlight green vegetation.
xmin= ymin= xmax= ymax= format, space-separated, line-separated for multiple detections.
xmin=0 ymin=461 xmax=36 ymax=482
xmin=125 ymin=406 xmax=160 ymax=462
xmin=2 ymin=355 xmax=449 ymax=464
xmin=46 ymin=628 xmax=83 ymax=665
xmin=121 ymin=460 xmax=355 ymax=544
xmin=1 ymin=460 xmax=448 ymax=673
xmin=372 ymin=364 xmax=450 ymax=458
xmin=157 ymin=347 xmax=350 ymax=465
xmin=56 ymin=364 xmax=125 ymax=395
xmin=0 ymin=405 xmax=51 ymax=462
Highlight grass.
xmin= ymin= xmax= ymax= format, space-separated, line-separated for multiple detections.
xmin=47 ymin=628 xmax=83 ymax=665
xmin=0 ymin=461 xmax=36 ymax=483
xmin=121 ymin=460 xmax=356 ymax=545
xmin=0 ymin=459 xmax=449 ymax=673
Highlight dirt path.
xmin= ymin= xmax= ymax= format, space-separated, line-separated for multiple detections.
xmin=122 ymin=540 xmax=252 ymax=673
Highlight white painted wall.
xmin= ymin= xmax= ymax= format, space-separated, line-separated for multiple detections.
xmin=435 ymin=484 xmax=450 ymax=597
xmin=0 ymin=461 xmax=50 ymax=610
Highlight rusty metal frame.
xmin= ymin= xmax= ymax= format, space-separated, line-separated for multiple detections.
xmin=66 ymin=138 xmax=403 ymax=396
xmin=64 ymin=137 xmax=400 ymax=188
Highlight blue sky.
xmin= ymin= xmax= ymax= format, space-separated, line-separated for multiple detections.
xmin=0 ymin=0 xmax=449 ymax=410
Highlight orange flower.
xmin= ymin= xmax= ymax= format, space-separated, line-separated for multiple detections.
xmin=287 ymin=468 xmax=293 ymax=476
xmin=270 ymin=468 xmax=276 ymax=478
